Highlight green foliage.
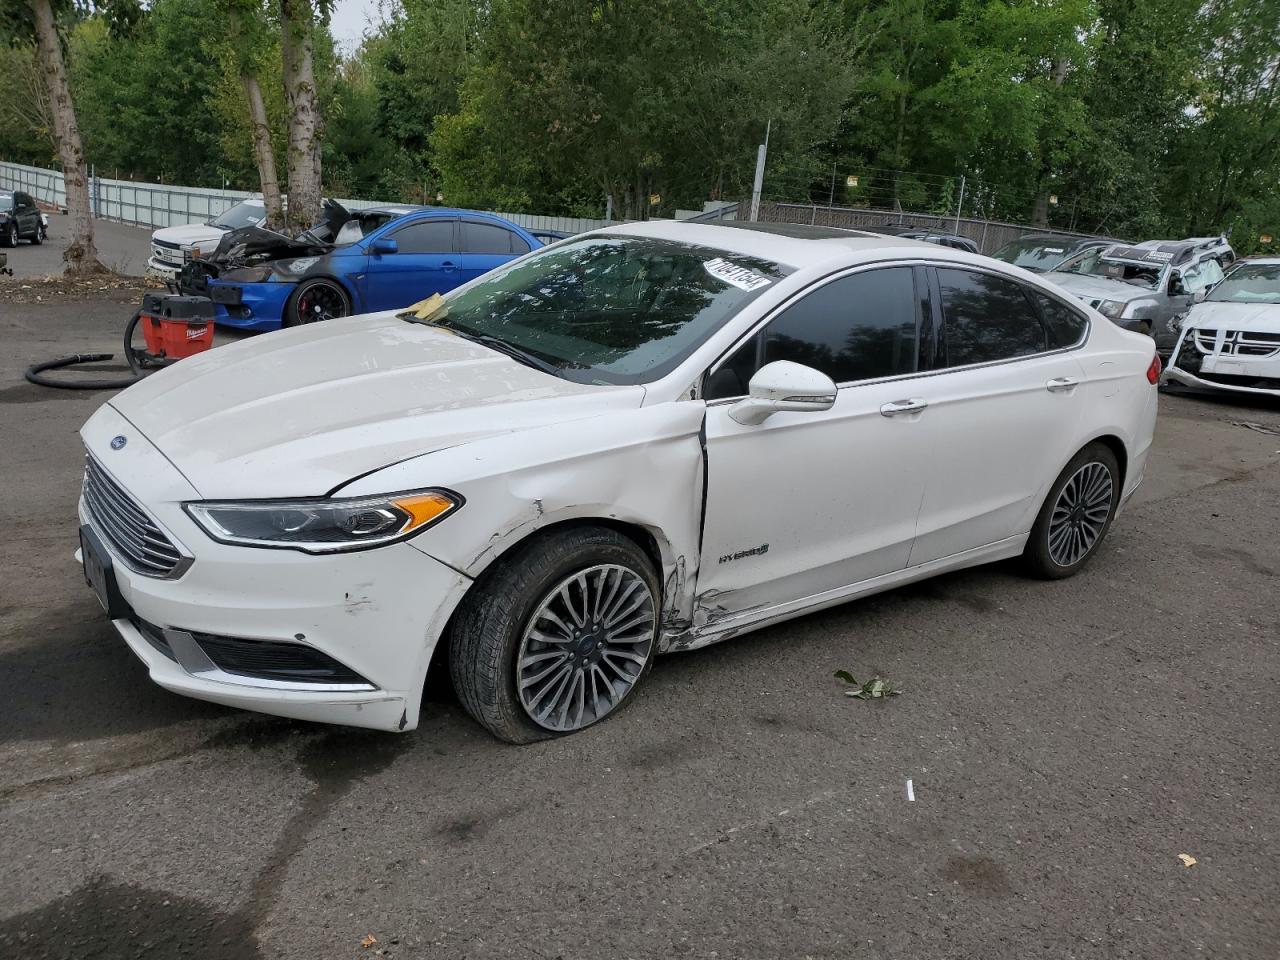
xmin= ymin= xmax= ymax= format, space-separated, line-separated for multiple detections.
xmin=0 ymin=0 xmax=1275 ymax=247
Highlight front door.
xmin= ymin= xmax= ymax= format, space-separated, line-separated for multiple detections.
xmin=697 ymin=266 xmax=934 ymax=617
xmin=361 ymin=217 xmax=459 ymax=312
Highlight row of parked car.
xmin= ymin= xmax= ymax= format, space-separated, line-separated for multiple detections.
xmin=143 ymin=198 xmax=1277 ymax=400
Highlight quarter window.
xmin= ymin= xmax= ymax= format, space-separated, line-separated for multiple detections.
xmin=389 ymin=219 xmax=456 ymax=254
xmin=938 ymin=268 xmax=1046 ymax=366
xmin=1033 ymin=293 xmax=1088 ymax=349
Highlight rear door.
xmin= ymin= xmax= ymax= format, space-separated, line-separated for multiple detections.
xmin=458 ymin=219 xmax=531 ymax=284
xmin=906 ymin=266 xmax=1087 ymax=565
xmin=361 ymin=217 xmax=459 ymax=312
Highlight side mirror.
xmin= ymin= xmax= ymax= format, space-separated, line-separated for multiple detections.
xmin=729 ymin=360 xmax=837 ymax=426
xmin=370 ymin=237 xmax=398 ymax=255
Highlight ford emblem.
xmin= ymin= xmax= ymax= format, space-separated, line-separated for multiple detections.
xmin=110 ymin=435 xmax=127 ymax=450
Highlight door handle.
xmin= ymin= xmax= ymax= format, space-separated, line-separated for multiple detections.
xmin=441 ymin=260 xmax=457 ymax=271
xmin=1046 ymin=377 xmax=1079 ymax=393
xmin=879 ymin=398 xmax=928 ymax=417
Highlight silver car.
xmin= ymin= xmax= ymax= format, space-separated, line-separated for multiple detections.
xmin=1049 ymin=237 xmax=1234 ymax=353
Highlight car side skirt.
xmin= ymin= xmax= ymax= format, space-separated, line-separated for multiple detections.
xmin=662 ymin=533 xmax=1028 ymax=654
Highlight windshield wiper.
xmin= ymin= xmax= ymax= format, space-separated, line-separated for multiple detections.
xmin=465 ymin=333 xmax=564 ymax=376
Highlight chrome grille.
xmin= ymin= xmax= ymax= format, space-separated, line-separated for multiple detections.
xmin=1193 ymin=329 xmax=1280 ymax=358
xmin=83 ymin=456 xmax=185 ymax=578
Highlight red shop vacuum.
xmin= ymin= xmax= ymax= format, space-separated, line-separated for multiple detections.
xmin=25 ymin=293 xmax=215 ymax=390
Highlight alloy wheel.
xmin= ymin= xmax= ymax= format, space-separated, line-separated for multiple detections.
xmin=295 ymin=282 xmax=347 ymax=323
xmin=516 ymin=563 xmax=656 ymax=732
xmin=1047 ymin=461 xmax=1114 ymax=567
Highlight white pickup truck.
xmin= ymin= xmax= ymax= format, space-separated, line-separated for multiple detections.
xmin=147 ymin=198 xmax=269 ymax=279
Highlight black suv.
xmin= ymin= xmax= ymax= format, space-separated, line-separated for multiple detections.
xmin=0 ymin=190 xmax=46 ymax=246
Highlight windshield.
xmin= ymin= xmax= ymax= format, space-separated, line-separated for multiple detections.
xmin=1206 ymin=263 xmax=1280 ymax=304
xmin=210 ymin=201 xmax=266 ymax=230
xmin=992 ymin=238 xmax=1074 ymax=271
xmin=411 ymin=235 xmax=790 ymax=385
xmin=1059 ymin=247 xmax=1164 ymax=290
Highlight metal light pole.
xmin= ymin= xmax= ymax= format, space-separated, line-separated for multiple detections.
xmin=749 ymin=119 xmax=771 ymax=222
xmin=953 ymin=175 xmax=966 ymax=232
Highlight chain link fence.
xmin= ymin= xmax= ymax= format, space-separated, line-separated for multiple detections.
xmin=759 ymin=202 xmax=1109 ymax=255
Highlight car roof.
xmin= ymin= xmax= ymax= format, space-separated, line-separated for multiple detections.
xmin=1134 ymin=236 xmax=1232 ymax=265
xmin=599 ymin=218 xmax=951 ymax=268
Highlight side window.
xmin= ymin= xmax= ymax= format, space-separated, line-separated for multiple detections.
xmin=16 ymin=192 xmax=32 ymax=209
xmin=1190 ymin=258 xmax=1224 ymax=291
xmin=389 ymin=219 xmax=455 ymax=254
xmin=937 ymin=268 xmax=1046 ymax=366
xmin=762 ymin=268 xmax=919 ymax=384
xmin=461 ymin=221 xmax=520 ymax=255
xmin=1034 ymin=292 xmax=1088 ymax=348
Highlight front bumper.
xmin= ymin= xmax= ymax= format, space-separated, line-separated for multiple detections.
xmin=146 ymin=255 xmax=184 ymax=280
xmin=1164 ymin=328 xmax=1280 ymax=397
xmin=78 ymin=404 xmax=473 ymax=731
xmin=207 ymin=279 xmax=295 ymax=332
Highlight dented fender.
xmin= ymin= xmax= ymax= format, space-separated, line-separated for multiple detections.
xmin=341 ymin=401 xmax=708 ymax=631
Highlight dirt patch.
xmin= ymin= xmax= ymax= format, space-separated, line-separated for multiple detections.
xmin=0 ymin=273 xmax=151 ymax=304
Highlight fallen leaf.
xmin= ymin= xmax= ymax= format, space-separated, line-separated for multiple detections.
xmin=1178 ymin=853 xmax=1197 ymax=868
xmin=361 ymin=934 xmax=378 ymax=948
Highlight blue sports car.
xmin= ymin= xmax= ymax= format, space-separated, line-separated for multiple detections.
xmin=191 ymin=204 xmax=546 ymax=331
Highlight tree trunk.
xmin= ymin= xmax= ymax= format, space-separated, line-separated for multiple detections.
xmin=279 ymin=0 xmax=322 ymax=231
xmin=29 ymin=0 xmax=103 ymax=274
xmin=241 ymin=73 xmax=285 ymax=230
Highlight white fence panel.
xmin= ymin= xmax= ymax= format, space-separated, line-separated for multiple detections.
xmin=2 ymin=159 xmax=611 ymax=237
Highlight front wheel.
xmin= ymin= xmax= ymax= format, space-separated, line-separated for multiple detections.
xmin=283 ymin=277 xmax=351 ymax=327
xmin=1022 ymin=442 xmax=1120 ymax=579
xmin=1 ymin=223 xmax=16 ymax=247
xmin=449 ymin=527 xmax=660 ymax=743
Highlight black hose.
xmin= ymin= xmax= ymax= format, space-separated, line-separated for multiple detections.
xmin=24 ymin=311 xmax=170 ymax=390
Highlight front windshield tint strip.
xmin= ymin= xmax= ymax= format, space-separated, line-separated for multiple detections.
xmin=413 ymin=235 xmax=791 ymax=386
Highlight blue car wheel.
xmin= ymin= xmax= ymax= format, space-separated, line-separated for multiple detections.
xmin=285 ymin=277 xmax=352 ymax=327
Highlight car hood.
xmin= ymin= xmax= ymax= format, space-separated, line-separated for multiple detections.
xmin=108 ymin=312 xmax=644 ymax=498
xmin=1047 ymin=272 xmax=1155 ymax=304
xmin=1185 ymin=300 xmax=1280 ymax=333
xmin=152 ymin=223 xmax=227 ymax=248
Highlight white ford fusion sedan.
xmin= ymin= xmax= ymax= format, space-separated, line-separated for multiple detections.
xmin=77 ymin=220 xmax=1159 ymax=741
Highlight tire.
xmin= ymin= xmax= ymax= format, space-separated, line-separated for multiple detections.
xmin=1 ymin=223 xmax=16 ymax=247
xmin=449 ymin=526 xmax=661 ymax=743
xmin=283 ymin=277 xmax=351 ymax=327
xmin=1021 ymin=442 xmax=1121 ymax=580
xmin=31 ymin=223 xmax=45 ymax=245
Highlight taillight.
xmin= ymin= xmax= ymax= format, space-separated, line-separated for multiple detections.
xmin=1146 ymin=353 xmax=1162 ymax=384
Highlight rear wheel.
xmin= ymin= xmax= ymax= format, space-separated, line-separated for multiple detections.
xmin=31 ymin=222 xmax=45 ymax=245
xmin=283 ymin=278 xmax=350 ymax=327
xmin=1022 ymin=442 xmax=1120 ymax=579
xmin=449 ymin=527 xmax=660 ymax=743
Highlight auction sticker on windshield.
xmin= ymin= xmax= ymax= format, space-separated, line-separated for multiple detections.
xmin=704 ymin=257 xmax=773 ymax=291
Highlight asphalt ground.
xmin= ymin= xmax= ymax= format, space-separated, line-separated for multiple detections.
xmin=1 ymin=291 xmax=1278 ymax=959
xmin=3 ymin=216 xmax=153 ymax=278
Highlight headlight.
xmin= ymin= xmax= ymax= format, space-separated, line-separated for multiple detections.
xmin=1095 ymin=300 xmax=1127 ymax=319
xmin=221 ymin=265 xmax=274 ymax=283
xmin=184 ymin=489 xmax=461 ymax=553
